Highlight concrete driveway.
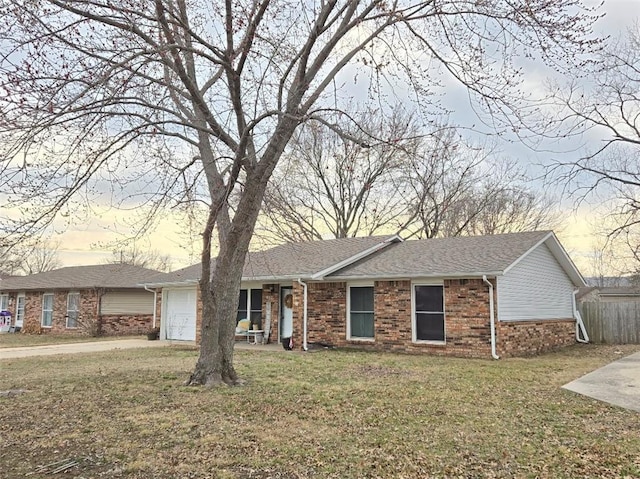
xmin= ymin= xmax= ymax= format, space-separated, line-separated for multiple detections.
xmin=0 ymin=339 xmax=283 ymax=359
xmin=563 ymin=351 xmax=640 ymax=413
xmin=0 ymin=339 xmax=171 ymax=359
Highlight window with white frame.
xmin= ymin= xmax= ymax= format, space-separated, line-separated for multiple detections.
xmin=0 ymin=294 xmax=8 ymax=312
xmin=348 ymin=286 xmax=374 ymax=339
xmin=42 ymin=293 xmax=54 ymax=327
xmin=237 ymin=288 xmax=263 ymax=328
xmin=413 ymin=285 xmax=445 ymax=342
xmin=67 ymin=292 xmax=80 ymax=328
xmin=16 ymin=294 xmax=25 ymax=325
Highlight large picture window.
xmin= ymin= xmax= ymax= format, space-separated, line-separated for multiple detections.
xmin=349 ymin=286 xmax=374 ymax=339
xmin=237 ymin=288 xmax=263 ymax=328
xmin=42 ymin=293 xmax=54 ymax=327
xmin=67 ymin=292 xmax=80 ymax=328
xmin=413 ymin=285 xmax=445 ymax=342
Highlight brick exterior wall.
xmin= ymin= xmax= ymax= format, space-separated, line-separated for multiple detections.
xmin=291 ymin=282 xmax=305 ymax=350
xmin=262 ymin=284 xmax=280 ymax=344
xmin=294 ymin=277 xmax=576 ymax=358
xmin=99 ymin=314 xmax=153 ymax=336
xmin=496 ymin=319 xmax=576 ymax=357
xmin=7 ymin=289 xmax=153 ymax=336
xmin=21 ymin=292 xmax=44 ymax=334
xmin=179 ymin=276 xmax=577 ymax=357
xmin=304 ymin=281 xmax=347 ymax=347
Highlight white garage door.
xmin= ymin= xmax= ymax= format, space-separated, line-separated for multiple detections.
xmin=164 ymin=288 xmax=197 ymax=341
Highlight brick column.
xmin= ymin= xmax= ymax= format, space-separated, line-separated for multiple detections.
xmin=262 ymin=284 xmax=280 ymax=344
xmin=291 ymin=282 xmax=305 ymax=350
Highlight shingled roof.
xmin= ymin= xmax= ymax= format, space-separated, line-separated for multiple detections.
xmin=0 ymin=264 xmax=164 ymax=291
xmin=150 ymin=235 xmax=400 ymax=285
xmin=143 ymin=231 xmax=585 ymax=287
xmin=329 ymin=230 xmax=554 ymax=279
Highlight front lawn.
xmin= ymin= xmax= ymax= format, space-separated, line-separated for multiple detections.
xmin=1 ymin=344 xmax=639 ymax=478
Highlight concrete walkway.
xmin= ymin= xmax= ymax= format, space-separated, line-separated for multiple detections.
xmin=563 ymin=351 xmax=640 ymax=413
xmin=0 ymin=338 xmax=284 ymax=359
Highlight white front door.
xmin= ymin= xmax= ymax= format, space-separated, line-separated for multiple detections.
xmin=281 ymin=287 xmax=293 ymax=341
xmin=164 ymin=289 xmax=197 ymax=341
xmin=15 ymin=293 xmax=25 ymax=328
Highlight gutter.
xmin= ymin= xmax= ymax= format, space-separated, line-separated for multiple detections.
xmin=572 ymin=289 xmax=589 ymax=344
xmin=144 ymin=285 xmax=158 ymax=329
xmin=297 ymin=278 xmax=308 ymax=351
xmin=483 ymin=275 xmax=500 ymax=360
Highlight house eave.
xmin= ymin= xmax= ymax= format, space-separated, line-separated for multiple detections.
xmin=322 ymin=271 xmax=504 ymax=282
xmin=139 ymin=280 xmax=200 ymax=288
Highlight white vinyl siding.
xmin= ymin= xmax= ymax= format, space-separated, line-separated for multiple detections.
xmin=100 ymin=291 xmax=154 ymax=315
xmin=497 ymin=243 xmax=574 ymax=321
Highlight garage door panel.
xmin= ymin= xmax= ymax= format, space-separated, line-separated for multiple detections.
xmin=164 ymin=288 xmax=197 ymax=341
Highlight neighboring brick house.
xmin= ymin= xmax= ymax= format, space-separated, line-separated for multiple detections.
xmin=0 ymin=264 xmax=163 ymax=336
xmin=144 ymin=231 xmax=589 ymax=358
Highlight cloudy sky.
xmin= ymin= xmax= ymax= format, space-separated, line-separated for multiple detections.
xmin=46 ymin=0 xmax=639 ymax=274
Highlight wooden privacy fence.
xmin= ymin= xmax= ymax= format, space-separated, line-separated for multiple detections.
xmin=579 ymin=302 xmax=640 ymax=344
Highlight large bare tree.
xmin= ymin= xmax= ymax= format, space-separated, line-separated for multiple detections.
xmin=0 ymin=0 xmax=601 ymax=386
xmin=549 ymin=23 xmax=640 ymax=259
xmin=259 ymin=108 xmax=416 ymax=242
xmin=0 ymin=239 xmax=61 ymax=275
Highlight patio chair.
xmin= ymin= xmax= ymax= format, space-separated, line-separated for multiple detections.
xmin=235 ymin=318 xmax=250 ymax=341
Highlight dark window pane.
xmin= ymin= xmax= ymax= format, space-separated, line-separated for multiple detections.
xmin=250 ymin=289 xmax=262 ymax=313
xmin=237 ymin=289 xmax=248 ymax=323
xmin=250 ymin=311 xmax=262 ymax=328
xmin=350 ymin=286 xmax=373 ymax=312
xmin=415 ymin=285 xmax=443 ymax=312
xmin=416 ymin=313 xmax=445 ymax=341
xmin=351 ymin=312 xmax=374 ymax=338
xmin=238 ymin=290 xmax=247 ymax=310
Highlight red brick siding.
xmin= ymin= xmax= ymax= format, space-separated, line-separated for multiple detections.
xmin=99 ymin=315 xmax=153 ymax=335
xmin=304 ymin=282 xmax=347 ymax=347
xmin=262 ymin=284 xmax=280 ymax=344
xmin=21 ymin=292 xmax=43 ymax=334
xmin=497 ymin=319 xmax=575 ymax=357
xmin=372 ymin=280 xmax=412 ymax=352
xmin=297 ymin=278 xmax=575 ymax=358
xmin=290 ymin=282 xmax=304 ymax=349
xmin=11 ymin=289 xmax=154 ymax=336
xmin=21 ymin=291 xmax=98 ymax=335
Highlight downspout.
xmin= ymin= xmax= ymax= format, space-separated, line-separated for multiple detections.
xmin=297 ymin=278 xmax=308 ymax=351
xmin=483 ymin=275 xmax=500 ymax=360
xmin=572 ymin=289 xmax=589 ymax=343
xmin=144 ymin=285 xmax=157 ymax=329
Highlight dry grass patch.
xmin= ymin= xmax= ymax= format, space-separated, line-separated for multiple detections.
xmin=1 ymin=344 xmax=639 ymax=478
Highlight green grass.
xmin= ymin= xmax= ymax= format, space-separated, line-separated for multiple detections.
xmin=1 ymin=344 xmax=639 ymax=478
xmin=0 ymin=333 xmax=145 ymax=348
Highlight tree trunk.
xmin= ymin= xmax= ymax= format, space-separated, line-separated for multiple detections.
xmin=184 ymin=217 xmax=250 ymax=386
xmin=185 ymin=166 xmax=275 ymax=387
